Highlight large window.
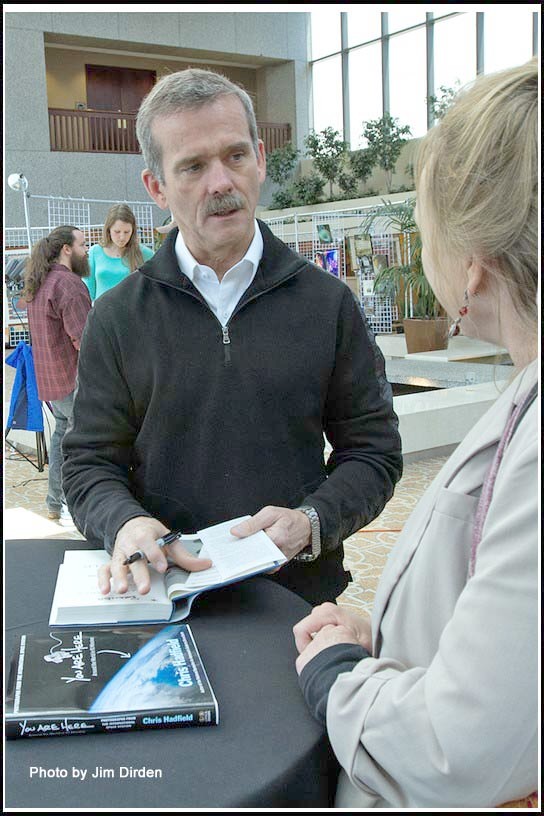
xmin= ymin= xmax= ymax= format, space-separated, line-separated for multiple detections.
xmin=349 ymin=44 xmax=382 ymax=146
xmin=311 ymin=55 xmax=343 ymax=135
xmin=310 ymin=10 xmax=341 ymax=61
xmin=434 ymin=13 xmax=476 ymax=91
xmin=389 ymin=27 xmax=427 ymax=138
xmin=310 ymin=9 xmax=539 ymax=141
xmin=347 ymin=9 xmax=381 ymax=47
xmin=483 ymin=10 xmax=535 ymax=74
xmin=387 ymin=10 xmax=427 ymax=34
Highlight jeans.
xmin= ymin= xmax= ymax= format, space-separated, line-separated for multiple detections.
xmin=46 ymin=390 xmax=75 ymax=513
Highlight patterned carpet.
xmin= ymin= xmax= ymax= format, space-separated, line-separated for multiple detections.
xmin=4 ymin=439 xmax=448 ymax=615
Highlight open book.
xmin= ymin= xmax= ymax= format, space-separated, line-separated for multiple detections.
xmin=49 ymin=516 xmax=287 ymax=627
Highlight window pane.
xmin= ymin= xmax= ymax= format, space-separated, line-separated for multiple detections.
xmin=347 ymin=9 xmax=382 ymax=47
xmin=310 ymin=10 xmax=341 ymax=60
xmin=432 ymin=10 xmax=457 ymax=21
xmin=312 ymin=55 xmax=344 ymax=135
xmin=389 ymin=28 xmax=427 ymax=138
xmin=349 ymin=43 xmax=383 ymax=146
xmin=434 ymin=13 xmax=476 ymax=92
xmin=484 ymin=9 xmax=535 ymax=73
xmin=387 ymin=10 xmax=427 ymax=34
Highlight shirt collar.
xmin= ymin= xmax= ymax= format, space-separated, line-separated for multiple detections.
xmin=50 ymin=263 xmax=72 ymax=274
xmin=175 ymin=220 xmax=263 ymax=282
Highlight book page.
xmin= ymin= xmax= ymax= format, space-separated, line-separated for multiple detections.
xmin=164 ymin=538 xmax=214 ymax=599
xmin=182 ymin=524 xmax=287 ymax=590
xmin=195 ymin=516 xmax=251 ymax=543
xmin=202 ymin=531 xmax=286 ymax=579
xmin=60 ymin=551 xmax=166 ymax=603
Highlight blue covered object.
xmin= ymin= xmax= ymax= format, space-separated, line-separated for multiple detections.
xmin=6 ymin=341 xmax=44 ymax=432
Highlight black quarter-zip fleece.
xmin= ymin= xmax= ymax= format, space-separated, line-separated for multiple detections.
xmin=63 ymin=221 xmax=402 ymax=604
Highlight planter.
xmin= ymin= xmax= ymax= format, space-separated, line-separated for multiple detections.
xmin=403 ymin=317 xmax=449 ymax=354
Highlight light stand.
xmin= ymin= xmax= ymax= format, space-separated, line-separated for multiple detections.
xmin=6 ymin=172 xmax=48 ymax=470
xmin=7 ymin=173 xmax=32 ymax=250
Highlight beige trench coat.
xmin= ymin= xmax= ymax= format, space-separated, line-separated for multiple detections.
xmin=329 ymin=360 xmax=538 ymax=809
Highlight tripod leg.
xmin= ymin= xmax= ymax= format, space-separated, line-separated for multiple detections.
xmin=36 ymin=431 xmax=47 ymax=472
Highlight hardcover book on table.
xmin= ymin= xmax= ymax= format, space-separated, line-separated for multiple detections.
xmin=48 ymin=515 xmax=287 ymax=627
xmin=5 ymin=624 xmax=219 ymax=739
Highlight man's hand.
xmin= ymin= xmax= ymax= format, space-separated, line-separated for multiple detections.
xmin=293 ymin=602 xmax=372 ymax=675
xmin=230 ymin=506 xmax=311 ymax=563
xmin=97 ymin=516 xmax=212 ymax=596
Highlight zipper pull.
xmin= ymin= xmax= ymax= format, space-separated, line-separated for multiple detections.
xmin=222 ymin=325 xmax=231 ymax=365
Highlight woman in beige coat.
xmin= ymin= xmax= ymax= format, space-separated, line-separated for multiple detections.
xmin=293 ymin=59 xmax=538 ymax=809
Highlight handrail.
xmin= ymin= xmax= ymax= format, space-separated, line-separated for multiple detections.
xmin=49 ymin=108 xmax=291 ymax=155
xmin=49 ymin=108 xmax=139 ymax=153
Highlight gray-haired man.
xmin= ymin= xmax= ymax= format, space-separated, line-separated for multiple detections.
xmin=63 ymin=68 xmax=402 ymax=605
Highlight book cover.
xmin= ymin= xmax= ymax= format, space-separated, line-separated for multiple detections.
xmin=349 ymin=234 xmax=373 ymax=269
xmin=361 ymin=279 xmax=375 ymax=297
xmin=324 ymin=248 xmax=339 ymax=277
xmin=316 ymin=223 xmax=333 ymax=244
xmin=314 ymin=251 xmax=327 ymax=270
xmin=372 ymin=254 xmax=389 ymax=275
xmin=5 ymin=624 xmax=219 ymax=739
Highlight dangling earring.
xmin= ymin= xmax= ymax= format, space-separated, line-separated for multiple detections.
xmin=448 ymin=289 xmax=470 ymax=337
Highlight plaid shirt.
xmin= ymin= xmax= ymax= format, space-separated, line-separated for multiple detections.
xmin=27 ymin=263 xmax=91 ymax=401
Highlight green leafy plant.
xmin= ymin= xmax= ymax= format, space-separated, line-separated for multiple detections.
xmin=291 ymin=172 xmax=325 ymax=206
xmin=304 ymin=127 xmax=350 ymax=199
xmin=336 ymin=169 xmax=359 ymax=199
xmin=270 ymin=188 xmax=297 ymax=210
xmin=362 ymin=114 xmax=412 ymax=194
xmin=266 ymin=142 xmax=300 ymax=209
xmin=427 ymin=81 xmax=461 ymax=122
xmin=266 ymin=142 xmax=300 ymax=187
xmin=349 ymin=148 xmax=374 ymax=191
xmin=361 ymin=198 xmax=443 ymax=318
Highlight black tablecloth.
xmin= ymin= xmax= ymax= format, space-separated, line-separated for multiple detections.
xmin=4 ymin=539 xmax=339 ymax=809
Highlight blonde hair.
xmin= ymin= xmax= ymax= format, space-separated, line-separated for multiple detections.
xmin=101 ymin=203 xmax=144 ymax=273
xmin=415 ymin=59 xmax=538 ymax=324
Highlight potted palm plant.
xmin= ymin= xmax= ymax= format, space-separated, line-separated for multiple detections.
xmin=360 ymin=198 xmax=449 ymax=353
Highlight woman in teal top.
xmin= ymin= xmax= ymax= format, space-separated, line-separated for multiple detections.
xmin=85 ymin=204 xmax=154 ymax=301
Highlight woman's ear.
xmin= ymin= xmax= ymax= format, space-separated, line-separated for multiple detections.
xmin=466 ymin=258 xmax=488 ymax=296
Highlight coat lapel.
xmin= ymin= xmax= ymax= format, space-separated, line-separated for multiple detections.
xmin=371 ymin=366 xmax=533 ymax=653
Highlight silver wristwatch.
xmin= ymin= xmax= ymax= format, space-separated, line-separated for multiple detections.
xmin=295 ymin=505 xmax=321 ymax=562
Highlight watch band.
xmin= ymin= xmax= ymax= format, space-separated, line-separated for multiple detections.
xmin=295 ymin=505 xmax=321 ymax=562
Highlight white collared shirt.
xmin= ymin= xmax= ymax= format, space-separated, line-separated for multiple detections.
xmin=175 ymin=221 xmax=264 ymax=327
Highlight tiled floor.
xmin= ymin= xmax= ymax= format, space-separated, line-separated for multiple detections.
xmin=337 ymin=454 xmax=447 ymax=614
xmin=4 ymin=432 xmax=448 ymax=616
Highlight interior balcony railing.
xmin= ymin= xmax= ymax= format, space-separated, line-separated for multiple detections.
xmin=49 ymin=108 xmax=291 ymax=155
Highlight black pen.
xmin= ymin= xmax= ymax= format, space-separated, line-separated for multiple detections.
xmin=122 ymin=530 xmax=183 ymax=566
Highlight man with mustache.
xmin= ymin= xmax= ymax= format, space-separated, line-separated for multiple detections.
xmin=22 ymin=225 xmax=91 ymax=525
xmin=63 ymin=69 xmax=402 ymax=605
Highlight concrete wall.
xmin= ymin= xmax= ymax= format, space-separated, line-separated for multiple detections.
xmin=5 ymin=10 xmax=310 ymax=228
xmin=45 ymin=48 xmax=258 ymax=110
xmin=5 ymin=11 xmax=310 ymax=61
xmin=258 ymin=189 xmax=413 ymax=224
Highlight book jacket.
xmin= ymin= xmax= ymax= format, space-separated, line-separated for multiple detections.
xmin=5 ymin=624 xmax=219 ymax=739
